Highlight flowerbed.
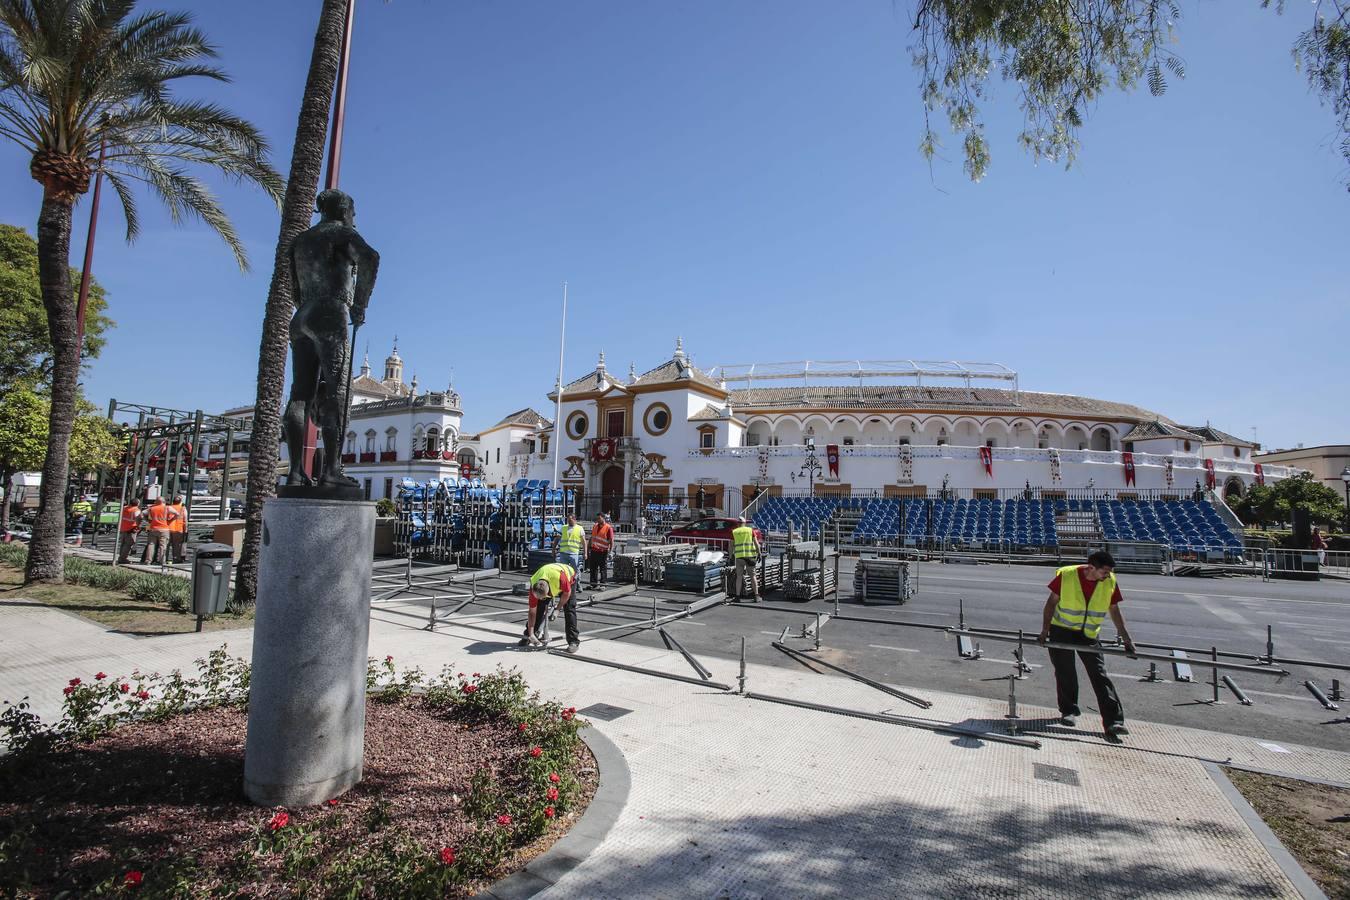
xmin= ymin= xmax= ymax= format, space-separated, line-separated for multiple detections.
xmin=0 ymin=650 xmax=594 ymax=897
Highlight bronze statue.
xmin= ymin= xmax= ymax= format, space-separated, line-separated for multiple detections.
xmin=282 ymin=189 xmax=379 ymax=498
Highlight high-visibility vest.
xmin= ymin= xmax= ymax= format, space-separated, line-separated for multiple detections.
xmin=146 ymin=504 xmax=173 ymax=530
xmin=589 ymin=523 xmax=613 ymax=552
xmin=170 ymin=503 xmax=186 ymax=533
xmin=71 ymin=500 xmax=93 ymax=515
xmin=119 ymin=505 xmax=140 ymax=532
xmin=530 ymin=562 xmax=576 ymax=598
xmin=732 ymin=525 xmax=758 ymax=560
xmin=558 ymin=524 xmax=585 ymax=556
xmin=1050 ymin=564 xmax=1115 ymax=639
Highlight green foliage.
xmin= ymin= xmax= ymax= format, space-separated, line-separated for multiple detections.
xmin=375 ymin=498 xmax=397 ymax=517
xmin=912 ymin=1 xmax=1350 ymax=188
xmin=0 ymin=382 xmax=48 ymax=476
xmin=0 ymin=225 xmax=111 ymax=385
xmin=1231 ymin=471 xmax=1345 ymax=527
xmin=2 ymin=545 xmax=191 ymax=608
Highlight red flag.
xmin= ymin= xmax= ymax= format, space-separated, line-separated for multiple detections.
xmin=979 ymin=445 xmax=993 ymax=477
xmin=826 ymin=444 xmax=839 ymax=477
xmin=1204 ymin=458 xmax=1216 ymax=490
xmin=1254 ymin=463 xmax=1264 ymax=486
xmin=1122 ymin=451 xmax=1135 ymax=487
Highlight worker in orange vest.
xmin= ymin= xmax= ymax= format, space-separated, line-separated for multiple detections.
xmin=587 ymin=512 xmax=614 ymax=588
xmin=116 ymin=498 xmax=142 ymax=563
xmin=140 ymin=496 xmax=178 ymax=565
xmin=169 ymin=494 xmax=188 ymax=563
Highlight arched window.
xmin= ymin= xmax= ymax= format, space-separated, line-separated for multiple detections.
xmin=426 ymin=427 xmax=440 ymax=453
xmin=1090 ymin=428 xmax=1113 ymax=452
xmin=385 ymin=427 xmax=397 ymax=451
xmin=364 ymin=430 xmax=376 ymax=453
xmin=457 ymin=448 xmax=476 ymax=469
xmin=345 ymin=431 xmax=356 ymax=454
xmin=413 ymin=424 xmax=425 ymax=451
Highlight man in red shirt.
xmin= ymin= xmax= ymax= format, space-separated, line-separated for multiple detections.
xmin=1038 ymin=550 xmax=1136 ymax=737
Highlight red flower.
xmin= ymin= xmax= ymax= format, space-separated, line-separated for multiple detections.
xmin=439 ymin=847 xmax=456 ymax=865
xmin=62 ymin=686 xmax=74 ymax=696
xmin=496 ymin=814 xmax=512 ymax=826
xmin=123 ymin=870 xmax=143 ymax=887
xmin=137 ymin=690 xmax=150 ymax=701
xmin=530 ymin=746 xmax=542 ymax=758
xmin=518 ymin=722 xmax=528 ymax=732
xmin=385 ymin=655 xmax=394 ymax=663
xmin=68 ymin=678 xmax=81 ymax=687
xmin=95 ymin=672 xmax=106 ymax=681
xmin=472 ymin=672 xmax=480 ymax=677
xmin=546 ymin=786 xmax=559 ymax=801
xmin=269 ymin=811 xmax=290 ymax=831
xmin=544 ymin=806 xmax=556 ymax=818
xmin=548 ymin=772 xmax=560 ymax=783
xmin=463 ymin=684 xmax=478 ymax=694
xmin=327 ymin=798 xmax=339 ymax=806
xmin=119 ymin=683 xmax=130 ymax=693
xmin=561 ymin=707 xmax=576 ymax=721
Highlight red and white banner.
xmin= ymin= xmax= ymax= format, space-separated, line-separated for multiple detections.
xmin=978 ymin=446 xmax=993 ymax=477
xmin=1254 ymin=463 xmax=1265 ymax=486
xmin=1204 ymin=458 xmax=1216 ymax=490
xmin=1122 ymin=451 xmax=1136 ymax=487
xmin=1164 ymin=457 xmax=1174 ymax=487
xmin=590 ymin=438 xmax=616 ymax=463
xmin=825 ymin=444 xmax=840 ymax=478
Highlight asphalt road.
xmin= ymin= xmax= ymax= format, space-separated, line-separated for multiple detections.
xmin=376 ymin=559 xmax=1350 ymax=752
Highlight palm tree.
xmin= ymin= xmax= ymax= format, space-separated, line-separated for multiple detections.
xmin=0 ymin=0 xmax=284 ymax=583
xmin=233 ymin=0 xmax=350 ymax=606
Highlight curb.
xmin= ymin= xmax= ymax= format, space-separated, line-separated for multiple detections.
xmin=482 ymin=725 xmax=630 ymax=900
xmin=1203 ymin=762 xmax=1328 ymax=900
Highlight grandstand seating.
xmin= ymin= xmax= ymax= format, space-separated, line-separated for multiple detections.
xmin=751 ymin=496 xmax=1242 ymax=554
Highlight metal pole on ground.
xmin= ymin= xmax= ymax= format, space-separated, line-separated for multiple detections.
xmin=738 ymin=636 xmax=747 ymax=695
xmin=219 ymin=420 xmax=233 ymax=521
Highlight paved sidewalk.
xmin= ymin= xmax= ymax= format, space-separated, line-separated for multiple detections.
xmin=3 ymin=594 xmax=1346 ymax=898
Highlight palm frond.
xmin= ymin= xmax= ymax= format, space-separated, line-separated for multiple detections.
xmin=122 ymin=152 xmax=249 ymax=269
xmin=102 ymin=167 xmax=139 ymax=243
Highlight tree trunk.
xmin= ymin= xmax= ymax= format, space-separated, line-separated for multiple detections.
xmin=23 ymin=192 xmax=77 ymax=583
xmin=1 ymin=464 xmax=12 ymax=534
xmin=234 ymin=0 xmax=350 ymax=606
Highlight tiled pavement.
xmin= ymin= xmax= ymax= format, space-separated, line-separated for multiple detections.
xmin=3 ymin=584 xmax=1346 ymax=898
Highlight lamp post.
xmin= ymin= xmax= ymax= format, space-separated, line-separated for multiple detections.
xmin=798 ymin=438 xmax=824 ymax=497
xmin=1340 ymin=465 xmax=1350 ymax=534
xmin=632 ymin=454 xmax=657 ymax=534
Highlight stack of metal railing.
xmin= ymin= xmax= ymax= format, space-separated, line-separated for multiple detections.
xmin=785 ymin=566 xmax=836 ymax=600
xmin=663 ymin=559 xmax=725 ymax=593
xmin=852 ymin=558 xmax=913 ymax=604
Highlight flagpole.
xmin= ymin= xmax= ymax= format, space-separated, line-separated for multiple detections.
xmin=551 ymin=281 xmax=568 ymax=500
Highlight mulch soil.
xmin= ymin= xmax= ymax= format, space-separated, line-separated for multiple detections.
xmin=1226 ymin=768 xmax=1350 ymax=899
xmin=0 ymin=699 xmax=597 ymax=897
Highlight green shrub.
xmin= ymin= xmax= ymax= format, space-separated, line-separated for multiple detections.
xmin=127 ymin=573 xmax=190 ymax=611
xmin=375 ymin=497 xmax=397 ymax=517
xmin=0 ymin=543 xmax=28 ymax=569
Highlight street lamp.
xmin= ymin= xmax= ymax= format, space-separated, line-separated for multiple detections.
xmin=797 ymin=438 xmax=824 ymax=497
xmin=1340 ymin=465 xmax=1350 ymax=533
xmin=632 ymin=454 xmax=658 ymax=534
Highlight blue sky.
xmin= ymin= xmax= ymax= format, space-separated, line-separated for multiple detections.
xmin=1 ymin=1 xmax=1345 ymax=448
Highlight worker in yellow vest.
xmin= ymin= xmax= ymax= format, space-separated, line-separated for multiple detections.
xmin=522 ymin=561 xmax=579 ymax=653
xmin=1038 ymin=550 xmax=1136 ymax=738
xmin=556 ymin=513 xmax=586 ymax=589
xmin=731 ymin=516 xmax=762 ymax=602
xmin=116 ymin=499 xmax=142 ymax=563
xmin=169 ymin=495 xmax=188 ymax=563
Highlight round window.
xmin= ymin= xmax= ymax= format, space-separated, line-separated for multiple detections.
xmin=645 ymin=403 xmax=672 ymax=435
xmin=566 ymin=412 xmax=588 ymax=439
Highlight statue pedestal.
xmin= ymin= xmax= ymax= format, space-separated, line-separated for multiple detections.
xmin=244 ymin=497 xmax=375 ymax=806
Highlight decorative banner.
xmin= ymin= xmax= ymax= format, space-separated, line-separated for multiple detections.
xmin=1048 ymin=448 xmax=1062 ymax=485
xmin=1204 ymin=458 xmax=1216 ymax=490
xmin=590 ymin=438 xmax=616 ymax=463
xmin=1164 ymin=457 xmax=1174 ymax=487
xmin=897 ymin=443 xmax=914 ymax=485
xmin=826 ymin=444 xmax=840 ymax=478
xmin=1254 ymin=463 xmax=1265 ymax=486
xmin=978 ymin=446 xmax=993 ymax=477
xmin=1122 ymin=451 xmax=1135 ymax=487
xmin=757 ymin=447 xmax=770 ymax=482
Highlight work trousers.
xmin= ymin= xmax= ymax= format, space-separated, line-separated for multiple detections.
xmin=733 ymin=557 xmax=760 ymax=599
xmin=117 ymin=530 xmax=138 ymax=563
xmin=141 ymin=528 xmax=171 ymax=565
xmin=171 ymin=531 xmax=186 ymax=563
xmin=587 ymin=550 xmax=608 ymax=586
xmin=558 ymin=552 xmax=583 ymax=590
xmin=529 ymin=595 xmax=579 ymax=645
xmin=1047 ymin=624 xmax=1124 ymax=727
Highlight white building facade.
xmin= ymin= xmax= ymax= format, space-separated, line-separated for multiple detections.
xmin=536 ymin=341 xmax=1298 ymax=519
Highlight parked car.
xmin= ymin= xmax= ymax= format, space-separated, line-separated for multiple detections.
xmin=666 ymin=517 xmax=762 ymax=550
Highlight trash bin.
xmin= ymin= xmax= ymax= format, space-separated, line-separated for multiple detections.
xmin=192 ymin=543 xmax=234 ymax=616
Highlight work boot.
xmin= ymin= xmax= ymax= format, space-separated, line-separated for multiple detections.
xmin=1107 ymin=723 xmax=1129 ymax=736
xmin=566 ymin=642 xmax=579 ymax=654
xmin=1059 ymin=715 xmax=1076 ymax=727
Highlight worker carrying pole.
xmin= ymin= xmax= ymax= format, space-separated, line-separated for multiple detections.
xmin=1037 ymin=549 xmax=1137 ymax=738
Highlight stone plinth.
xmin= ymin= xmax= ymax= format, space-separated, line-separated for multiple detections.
xmin=244 ymin=497 xmax=375 ymax=806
